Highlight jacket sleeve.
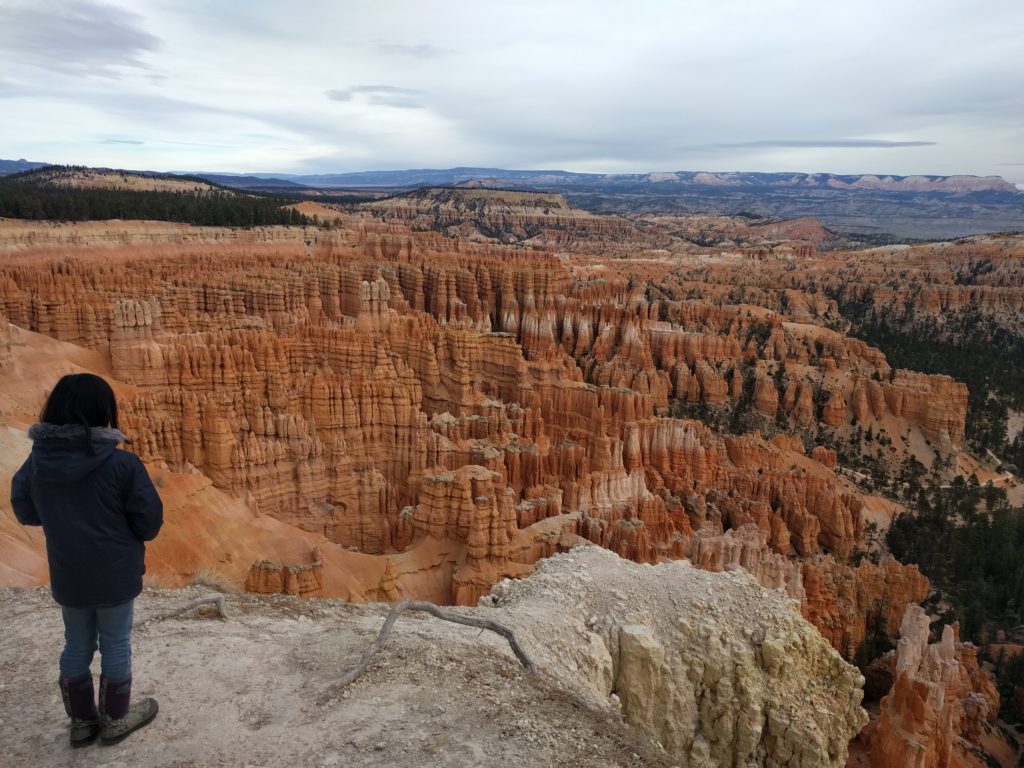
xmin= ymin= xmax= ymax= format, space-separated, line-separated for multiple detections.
xmin=123 ymin=454 xmax=164 ymax=542
xmin=10 ymin=458 xmax=41 ymax=526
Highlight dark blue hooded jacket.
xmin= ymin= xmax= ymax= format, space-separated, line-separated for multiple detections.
xmin=10 ymin=424 xmax=163 ymax=609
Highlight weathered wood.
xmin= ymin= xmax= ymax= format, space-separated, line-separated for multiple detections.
xmin=135 ymin=594 xmax=227 ymax=626
xmin=320 ymin=599 xmax=537 ymax=703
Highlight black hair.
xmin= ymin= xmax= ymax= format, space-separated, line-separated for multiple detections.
xmin=39 ymin=373 xmax=120 ymax=454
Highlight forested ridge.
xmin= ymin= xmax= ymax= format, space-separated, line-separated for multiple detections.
xmin=0 ymin=167 xmax=311 ymax=227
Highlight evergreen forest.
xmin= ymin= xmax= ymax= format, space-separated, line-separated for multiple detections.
xmin=0 ymin=170 xmax=311 ymax=227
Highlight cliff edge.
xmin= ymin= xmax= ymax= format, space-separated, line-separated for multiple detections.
xmin=0 ymin=547 xmax=866 ymax=768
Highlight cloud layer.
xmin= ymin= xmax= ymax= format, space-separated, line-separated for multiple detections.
xmin=326 ymin=86 xmax=425 ymax=109
xmin=0 ymin=0 xmax=159 ymax=76
xmin=0 ymin=0 xmax=1022 ymax=182
xmin=719 ymin=140 xmax=938 ymax=149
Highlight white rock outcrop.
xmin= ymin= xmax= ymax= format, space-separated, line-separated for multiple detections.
xmin=487 ymin=546 xmax=868 ymax=767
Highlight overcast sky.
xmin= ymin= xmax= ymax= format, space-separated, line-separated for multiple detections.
xmin=1 ymin=0 xmax=1023 ymax=182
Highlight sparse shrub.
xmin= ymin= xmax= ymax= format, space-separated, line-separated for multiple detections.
xmin=189 ymin=567 xmax=236 ymax=593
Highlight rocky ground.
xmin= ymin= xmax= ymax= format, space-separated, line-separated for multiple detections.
xmin=0 ymin=591 xmax=668 ymax=768
xmin=0 ymin=547 xmax=866 ymax=768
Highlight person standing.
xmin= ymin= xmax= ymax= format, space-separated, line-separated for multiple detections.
xmin=10 ymin=373 xmax=163 ymax=747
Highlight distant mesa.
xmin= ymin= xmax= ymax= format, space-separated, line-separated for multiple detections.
xmin=247 ymin=166 xmax=1021 ymax=194
xmin=194 ymin=173 xmax=309 ymax=190
xmin=5 ymin=159 xmax=1017 ymax=194
xmin=210 ymin=166 xmax=1024 ymax=240
xmin=1 ymin=160 xmax=1021 ymax=239
xmin=368 ymin=185 xmax=576 ymax=212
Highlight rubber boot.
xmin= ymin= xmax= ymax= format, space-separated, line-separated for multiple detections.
xmin=98 ymin=675 xmax=158 ymax=746
xmin=59 ymin=673 xmax=101 ymax=748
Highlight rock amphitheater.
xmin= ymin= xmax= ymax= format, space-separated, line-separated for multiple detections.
xmin=2 ymin=207 xmax=1020 ymax=766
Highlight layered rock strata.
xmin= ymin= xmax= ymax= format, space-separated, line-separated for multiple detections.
xmin=0 ymin=219 xmax=956 ymax=659
xmin=245 ymin=549 xmax=325 ymax=597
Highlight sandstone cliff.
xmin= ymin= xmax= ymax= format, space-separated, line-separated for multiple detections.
xmin=0 ymin=219 xmax=940 ymax=659
xmin=857 ymin=605 xmax=1005 ymax=768
xmin=2 ymin=213 xmax=1014 ymax=767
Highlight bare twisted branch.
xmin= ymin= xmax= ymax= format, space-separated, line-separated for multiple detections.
xmin=135 ymin=594 xmax=227 ymax=626
xmin=320 ymin=599 xmax=536 ymax=704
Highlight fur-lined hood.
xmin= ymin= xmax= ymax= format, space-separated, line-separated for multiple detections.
xmin=28 ymin=423 xmax=128 ymax=444
xmin=25 ymin=423 xmax=127 ymax=484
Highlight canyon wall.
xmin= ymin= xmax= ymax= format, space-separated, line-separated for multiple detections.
xmin=0 ymin=219 xmax=956 ymax=663
xmin=2 ymin=206 xmax=1021 ymax=767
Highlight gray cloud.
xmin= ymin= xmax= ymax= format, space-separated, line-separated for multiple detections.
xmin=374 ymin=43 xmax=446 ymax=59
xmin=718 ymin=139 xmax=938 ymax=149
xmin=325 ymin=85 xmax=425 ymax=108
xmin=88 ymin=92 xmax=240 ymax=123
xmin=0 ymin=80 xmax=26 ymax=97
xmin=99 ymin=138 xmax=144 ymax=145
xmin=1 ymin=1 xmax=1022 ymax=183
xmin=0 ymin=0 xmax=159 ymax=76
xmin=81 ymin=91 xmax=392 ymax=150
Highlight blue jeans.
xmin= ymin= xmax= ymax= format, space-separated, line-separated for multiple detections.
xmin=59 ymin=600 xmax=134 ymax=682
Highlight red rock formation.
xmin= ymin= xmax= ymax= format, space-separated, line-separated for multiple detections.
xmin=823 ymin=387 xmax=847 ymax=427
xmin=785 ymin=379 xmax=817 ymax=429
xmin=865 ymin=605 xmax=1001 ymax=768
xmin=110 ymin=298 xmax=166 ymax=386
xmin=812 ymin=445 xmax=839 ymax=469
xmin=802 ymin=556 xmax=929 ymax=658
xmin=411 ymin=465 xmax=532 ymax=605
xmin=0 ymin=218 xmax=980 ymax=670
xmin=365 ymin=187 xmax=642 ymax=252
xmin=3 ymin=212 xmax=1017 ymax=768
xmin=246 ymin=553 xmax=325 ymax=597
xmin=753 ymin=373 xmax=779 ymax=417
xmin=883 ymin=371 xmax=968 ymax=449
xmin=690 ymin=523 xmax=805 ymax=600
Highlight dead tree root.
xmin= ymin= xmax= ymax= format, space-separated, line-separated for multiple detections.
xmin=320 ymin=599 xmax=536 ymax=703
xmin=135 ymin=594 xmax=227 ymax=626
